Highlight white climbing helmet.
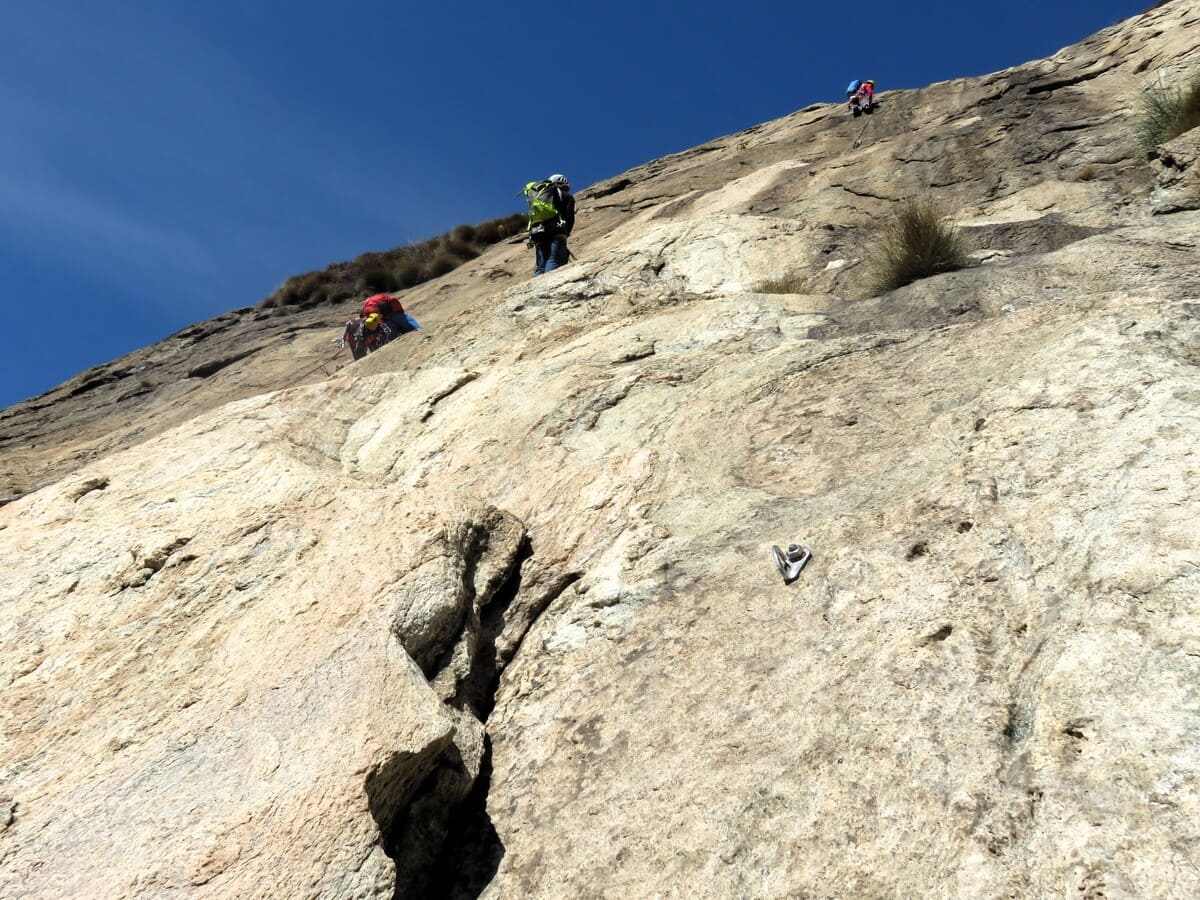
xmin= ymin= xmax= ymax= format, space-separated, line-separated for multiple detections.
xmin=548 ymin=173 xmax=569 ymax=189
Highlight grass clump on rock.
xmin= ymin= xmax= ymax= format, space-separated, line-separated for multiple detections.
xmin=260 ymin=212 xmax=526 ymax=310
xmin=1136 ymin=74 xmax=1200 ymax=155
xmin=758 ymin=272 xmax=808 ymax=294
xmin=866 ymin=198 xmax=967 ymax=296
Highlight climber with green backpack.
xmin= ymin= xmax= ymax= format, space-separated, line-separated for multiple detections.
xmin=520 ymin=174 xmax=576 ymax=275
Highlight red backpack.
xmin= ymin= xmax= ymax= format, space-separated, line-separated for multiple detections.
xmin=362 ymin=294 xmax=402 ymax=317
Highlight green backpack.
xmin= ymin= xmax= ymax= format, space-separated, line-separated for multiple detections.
xmin=521 ymin=180 xmax=560 ymax=230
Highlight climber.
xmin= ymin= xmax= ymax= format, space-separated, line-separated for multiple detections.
xmin=521 ymin=174 xmax=576 ymax=275
xmin=342 ymin=293 xmax=419 ymax=360
xmin=361 ymin=293 xmax=419 ymax=337
xmin=846 ymin=79 xmax=876 ymax=116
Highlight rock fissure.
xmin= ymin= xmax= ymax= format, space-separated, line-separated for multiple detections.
xmin=416 ymin=736 xmax=504 ymax=900
xmin=186 ymin=347 xmax=262 ymax=380
xmin=750 ymin=334 xmax=917 ymax=401
xmin=1040 ymin=120 xmax=1106 ymax=135
xmin=833 ymin=183 xmax=901 ymax=203
xmin=111 ymin=536 xmax=195 ymax=592
xmin=612 ymin=344 xmax=657 ymax=365
xmin=584 ymin=178 xmax=635 ymax=200
xmin=70 ymin=477 xmax=110 ymax=501
xmin=63 ymin=367 xmax=133 ymax=399
xmin=1026 ymin=60 xmax=1121 ymax=94
xmin=382 ymin=512 xmax=580 ymax=898
xmin=444 ymin=536 xmax=534 ymax=720
xmin=419 ymin=372 xmax=479 ymax=423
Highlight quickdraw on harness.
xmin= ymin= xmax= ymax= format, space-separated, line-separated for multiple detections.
xmin=340 ymin=318 xmax=392 ymax=360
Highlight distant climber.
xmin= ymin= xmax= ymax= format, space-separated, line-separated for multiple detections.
xmin=521 ymin=174 xmax=575 ymax=275
xmin=341 ymin=293 xmax=419 ymax=360
xmin=847 ymin=79 xmax=876 ymax=116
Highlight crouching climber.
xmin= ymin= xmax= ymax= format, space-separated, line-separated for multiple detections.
xmin=847 ymin=79 xmax=876 ymax=116
xmin=341 ymin=293 xmax=420 ymax=360
xmin=521 ymin=174 xmax=575 ymax=275
xmin=361 ymin=293 xmax=419 ymax=337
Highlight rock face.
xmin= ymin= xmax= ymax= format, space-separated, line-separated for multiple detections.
xmin=1152 ymin=128 xmax=1200 ymax=213
xmin=3 ymin=2 xmax=1200 ymax=897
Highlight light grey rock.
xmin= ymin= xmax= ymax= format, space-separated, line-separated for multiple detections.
xmin=1151 ymin=128 xmax=1200 ymax=214
xmin=3 ymin=2 xmax=1200 ymax=898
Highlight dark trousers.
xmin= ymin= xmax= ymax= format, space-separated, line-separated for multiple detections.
xmin=534 ymin=236 xmax=568 ymax=275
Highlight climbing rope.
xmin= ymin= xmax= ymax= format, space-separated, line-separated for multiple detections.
xmin=276 ymin=336 xmax=345 ymax=390
xmin=851 ymin=117 xmax=871 ymax=149
xmin=850 ymin=97 xmax=887 ymax=149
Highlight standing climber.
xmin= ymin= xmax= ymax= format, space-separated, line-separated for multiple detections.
xmin=847 ymin=79 xmax=876 ymax=116
xmin=361 ymin=293 xmax=419 ymax=337
xmin=521 ymin=174 xmax=575 ymax=275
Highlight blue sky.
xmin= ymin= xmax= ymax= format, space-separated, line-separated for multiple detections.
xmin=1 ymin=0 xmax=1146 ymax=408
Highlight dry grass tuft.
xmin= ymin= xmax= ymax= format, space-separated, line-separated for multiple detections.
xmin=866 ymin=198 xmax=968 ymax=296
xmin=1137 ymin=74 xmax=1200 ymax=155
xmin=757 ymin=273 xmax=808 ymax=294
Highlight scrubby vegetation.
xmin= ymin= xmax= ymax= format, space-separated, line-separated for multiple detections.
xmin=866 ymin=198 xmax=968 ymax=296
xmin=1136 ymin=74 xmax=1200 ymax=155
xmin=260 ymin=212 xmax=526 ymax=310
xmin=758 ymin=273 xmax=808 ymax=294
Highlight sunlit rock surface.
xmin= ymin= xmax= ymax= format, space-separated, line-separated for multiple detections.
xmin=2 ymin=2 xmax=1200 ymax=897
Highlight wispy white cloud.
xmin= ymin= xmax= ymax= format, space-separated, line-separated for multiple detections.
xmin=0 ymin=2 xmax=420 ymax=300
xmin=0 ymin=174 xmax=211 ymax=269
